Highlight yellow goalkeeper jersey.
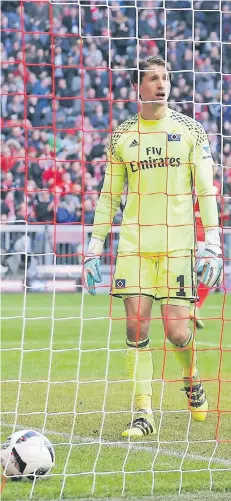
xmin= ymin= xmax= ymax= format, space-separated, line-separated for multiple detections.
xmin=92 ymin=108 xmax=219 ymax=253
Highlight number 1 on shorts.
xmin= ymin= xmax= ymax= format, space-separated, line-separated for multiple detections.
xmin=176 ymin=275 xmax=186 ymax=297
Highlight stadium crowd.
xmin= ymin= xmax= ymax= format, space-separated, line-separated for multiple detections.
xmin=1 ymin=0 xmax=231 ymax=227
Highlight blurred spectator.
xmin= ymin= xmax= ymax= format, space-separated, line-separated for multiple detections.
xmin=56 ymin=193 xmax=81 ymax=223
xmin=84 ymin=88 xmax=102 ymax=116
xmin=83 ymin=198 xmax=95 ymax=224
xmin=90 ymin=104 xmax=108 ymax=129
xmin=70 ymin=161 xmax=83 ymax=182
xmin=4 ymin=191 xmax=15 ymax=221
xmin=56 ymin=78 xmax=74 ymax=108
xmin=84 ymin=42 xmax=103 ymax=66
xmin=15 ymin=201 xmax=36 ymax=223
xmin=28 ymin=148 xmax=42 ymax=182
xmin=26 ymin=179 xmax=37 ymax=221
xmin=7 ymin=95 xmax=24 ymax=120
xmin=35 ymin=190 xmax=54 ymax=223
xmin=1 ymin=200 xmax=10 ymax=220
xmin=11 ymin=160 xmax=25 ymax=205
xmin=42 ymin=162 xmax=64 ymax=190
xmin=62 ymin=6 xmax=79 ymax=34
xmin=60 ymin=171 xmax=72 ymax=194
xmin=1 ymin=144 xmax=15 ymax=173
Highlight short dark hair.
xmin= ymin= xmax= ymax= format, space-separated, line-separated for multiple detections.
xmin=131 ymin=56 xmax=172 ymax=85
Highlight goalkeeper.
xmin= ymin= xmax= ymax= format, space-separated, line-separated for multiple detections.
xmin=84 ymin=56 xmax=223 ymax=438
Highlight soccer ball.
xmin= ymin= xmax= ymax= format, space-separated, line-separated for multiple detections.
xmin=1 ymin=429 xmax=55 ymax=480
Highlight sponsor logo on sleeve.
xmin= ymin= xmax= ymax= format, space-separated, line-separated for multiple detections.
xmin=202 ymin=144 xmax=212 ymax=159
xmin=168 ymin=133 xmax=181 ymax=141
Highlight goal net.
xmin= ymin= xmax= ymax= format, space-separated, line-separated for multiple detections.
xmin=1 ymin=0 xmax=231 ymax=499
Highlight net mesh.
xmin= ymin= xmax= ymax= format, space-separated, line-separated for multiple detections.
xmin=1 ymin=0 xmax=231 ymax=499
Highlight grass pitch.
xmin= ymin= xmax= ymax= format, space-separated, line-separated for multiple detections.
xmin=1 ymin=291 xmax=231 ymax=500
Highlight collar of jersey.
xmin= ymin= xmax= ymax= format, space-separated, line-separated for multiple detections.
xmin=138 ymin=108 xmax=170 ymax=124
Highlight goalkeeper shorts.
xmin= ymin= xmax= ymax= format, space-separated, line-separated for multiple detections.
xmin=111 ymin=249 xmax=197 ymax=304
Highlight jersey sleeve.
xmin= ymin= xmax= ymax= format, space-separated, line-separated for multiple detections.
xmin=92 ymin=140 xmax=126 ymax=242
xmin=190 ymin=124 xmax=219 ymax=230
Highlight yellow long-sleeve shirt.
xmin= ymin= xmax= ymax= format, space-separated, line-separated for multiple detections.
xmin=92 ymin=108 xmax=219 ymax=253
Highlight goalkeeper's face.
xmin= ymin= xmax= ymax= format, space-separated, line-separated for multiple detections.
xmin=138 ymin=65 xmax=171 ymax=104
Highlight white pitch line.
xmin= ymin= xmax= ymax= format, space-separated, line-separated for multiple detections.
xmin=1 ymin=305 xmax=230 ymax=311
xmin=196 ymin=341 xmax=231 ymax=348
xmin=1 ymin=422 xmax=231 ymax=468
xmin=2 ymin=336 xmax=231 ymax=351
xmin=1 ymin=340 xmax=231 ymax=349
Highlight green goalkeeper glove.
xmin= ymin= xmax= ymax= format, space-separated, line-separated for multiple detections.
xmin=84 ymin=238 xmax=104 ymax=295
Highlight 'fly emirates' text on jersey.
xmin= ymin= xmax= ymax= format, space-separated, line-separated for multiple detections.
xmin=92 ymin=108 xmax=219 ymax=253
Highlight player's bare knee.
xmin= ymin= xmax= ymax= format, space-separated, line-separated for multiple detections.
xmin=166 ymin=327 xmax=188 ymax=346
xmin=126 ymin=318 xmax=149 ymax=343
